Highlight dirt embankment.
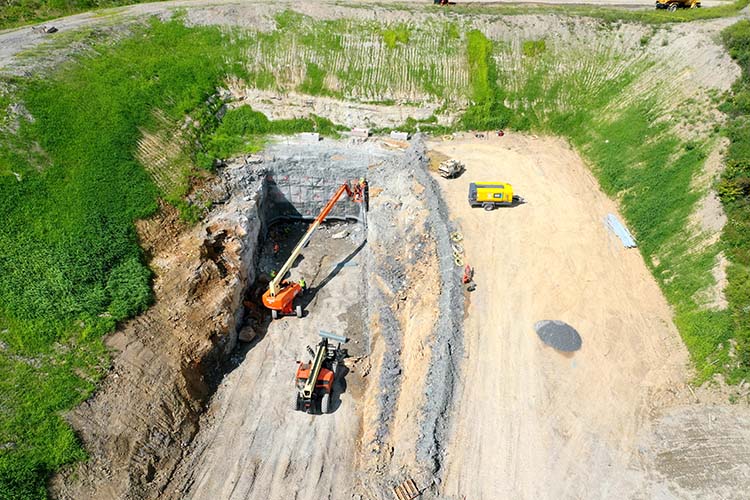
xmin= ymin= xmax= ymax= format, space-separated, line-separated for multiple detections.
xmin=51 ymin=161 xmax=268 ymax=499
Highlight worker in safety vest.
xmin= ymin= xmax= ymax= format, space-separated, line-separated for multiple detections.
xmin=299 ymin=277 xmax=307 ymax=293
xmin=359 ymin=177 xmax=369 ymax=210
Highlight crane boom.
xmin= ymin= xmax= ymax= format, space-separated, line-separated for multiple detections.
xmin=268 ymin=182 xmax=355 ymax=297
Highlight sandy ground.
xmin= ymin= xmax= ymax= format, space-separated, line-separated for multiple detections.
xmin=428 ymin=134 xmax=750 ymax=499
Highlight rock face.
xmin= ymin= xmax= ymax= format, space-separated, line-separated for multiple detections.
xmin=51 ymin=163 xmax=267 ymax=500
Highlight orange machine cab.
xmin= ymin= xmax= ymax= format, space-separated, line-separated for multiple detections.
xmin=295 ymin=363 xmax=335 ymax=392
xmin=262 ymin=281 xmax=302 ymax=315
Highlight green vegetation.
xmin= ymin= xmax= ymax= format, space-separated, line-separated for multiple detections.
xmin=203 ymin=106 xmax=341 ymax=162
xmin=720 ymin=20 xmax=750 ymax=373
xmin=242 ymin=11 xmax=467 ymax=104
xmin=0 ymin=18 xmax=249 ymax=498
xmin=460 ymin=30 xmax=511 ymax=130
xmin=522 ymin=39 xmax=546 ymax=58
xmin=425 ymin=0 xmax=750 ymax=25
xmin=382 ymin=24 xmax=410 ymax=49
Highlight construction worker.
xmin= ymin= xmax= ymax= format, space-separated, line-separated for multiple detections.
xmin=273 ymin=242 xmax=280 ymax=255
xmin=298 ymin=277 xmax=307 ymax=293
xmin=359 ymin=177 xmax=369 ymax=211
xmin=270 ymin=269 xmax=277 ymax=279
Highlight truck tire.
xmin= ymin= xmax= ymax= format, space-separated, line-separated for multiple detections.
xmin=667 ymin=3 xmax=677 ymax=11
xmin=294 ymin=394 xmax=301 ymax=412
xmin=295 ymin=305 xmax=303 ymax=318
xmin=271 ymin=309 xmax=278 ymax=320
xmin=321 ymin=392 xmax=331 ymax=414
xmin=483 ymin=202 xmax=495 ymax=211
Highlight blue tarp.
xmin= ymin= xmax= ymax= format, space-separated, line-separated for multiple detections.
xmin=606 ymin=214 xmax=637 ymax=248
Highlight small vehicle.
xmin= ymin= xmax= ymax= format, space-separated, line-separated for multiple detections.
xmin=31 ymin=25 xmax=58 ymax=34
xmin=294 ymin=331 xmax=348 ymax=414
xmin=438 ymin=159 xmax=465 ymax=179
xmin=468 ymin=182 xmax=524 ymax=211
xmin=655 ymin=0 xmax=700 ymax=11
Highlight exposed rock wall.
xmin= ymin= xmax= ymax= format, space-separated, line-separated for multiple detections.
xmin=51 ymin=163 xmax=268 ymax=499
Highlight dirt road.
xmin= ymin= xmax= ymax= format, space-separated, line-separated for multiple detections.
xmin=166 ymin=224 xmax=366 ymax=500
xmin=430 ymin=135 xmax=694 ymax=499
xmin=0 ymin=0 xmax=738 ymax=73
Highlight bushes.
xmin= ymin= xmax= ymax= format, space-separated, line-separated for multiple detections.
xmin=203 ymin=106 xmax=340 ymax=161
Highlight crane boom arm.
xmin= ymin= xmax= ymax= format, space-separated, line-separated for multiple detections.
xmin=302 ymin=339 xmax=328 ymax=399
xmin=268 ymin=183 xmax=354 ymax=296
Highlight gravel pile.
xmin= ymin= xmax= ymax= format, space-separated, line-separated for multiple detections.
xmin=534 ymin=320 xmax=582 ymax=352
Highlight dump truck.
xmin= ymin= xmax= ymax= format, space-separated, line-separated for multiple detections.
xmin=655 ymin=0 xmax=700 ymax=10
xmin=262 ymin=179 xmax=367 ymax=319
xmin=294 ymin=331 xmax=348 ymax=414
xmin=438 ymin=159 xmax=465 ymax=179
xmin=468 ymin=182 xmax=524 ymax=211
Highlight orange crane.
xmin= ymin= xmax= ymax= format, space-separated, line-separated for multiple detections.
xmin=262 ymin=179 xmax=366 ymax=319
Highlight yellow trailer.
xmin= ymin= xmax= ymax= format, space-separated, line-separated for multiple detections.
xmin=468 ymin=182 xmax=524 ymax=211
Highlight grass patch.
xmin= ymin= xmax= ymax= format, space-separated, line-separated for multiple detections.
xmin=300 ymin=62 xmax=328 ymax=95
xmin=382 ymin=24 xmax=410 ymax=49
xmin=202 ymin=106 xmax=341 ymax=161
xmin=719 ymin=20 xmax=750 ymax=376
xmin=522 ymin=39 xmax=546 ymax=58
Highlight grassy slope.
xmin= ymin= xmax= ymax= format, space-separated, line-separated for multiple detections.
xmin=241 ymin=10 xmax=468 ymax=105
xmin=719 ymin=20 xmax=750 ymax=372
xmin=0 ymin=18 xmax=245 ymax=498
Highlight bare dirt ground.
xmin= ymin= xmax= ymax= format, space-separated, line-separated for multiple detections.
xmin=429 ymin=134 xmax=750 ymax=500
xmin=164 ymin=221 xmax=367 ymax=500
